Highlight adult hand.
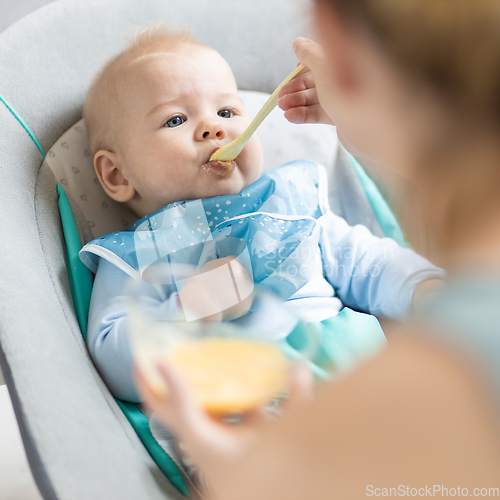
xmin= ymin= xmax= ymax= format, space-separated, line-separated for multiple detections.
xmin=134 ymin=361 xmax=314 ymax=482
xmin=278 ymin=37 xmax=335 ymax=126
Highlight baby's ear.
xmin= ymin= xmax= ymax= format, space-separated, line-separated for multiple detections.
xmin=94 ymin=151 xmax=135 ymax=202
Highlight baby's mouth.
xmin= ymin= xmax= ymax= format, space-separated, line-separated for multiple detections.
xmin=202 ymin=159 xmax=236 ymax=178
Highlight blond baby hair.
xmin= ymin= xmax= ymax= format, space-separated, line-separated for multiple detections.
xmin=83 ymin=24 xmax=205 ymax=154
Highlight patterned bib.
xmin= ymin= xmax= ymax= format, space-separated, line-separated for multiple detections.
xmin=80 ymin=161 xmax=329 ymax=299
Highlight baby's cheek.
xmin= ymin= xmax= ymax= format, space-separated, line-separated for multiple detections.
xmin=170 ymin=147 xmax=194 ymax=165
xmin=243 ymin=135 xmax=264 ymax=178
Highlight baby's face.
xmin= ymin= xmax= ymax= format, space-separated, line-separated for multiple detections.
xmin=113 ymin=45 xmax=263 ymax=216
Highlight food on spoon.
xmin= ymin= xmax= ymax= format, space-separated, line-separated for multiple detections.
xmin=167 ymin=337 xmax=290 ymax=414
xmin=202 ymin=160 xmax=236 ymax=178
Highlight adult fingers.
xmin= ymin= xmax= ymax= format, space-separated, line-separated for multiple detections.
xmin=135 ymin=360 xmax=206 ymax=436
xmin=155 ymin=363 xmax=248 ymax=458
xmin=283 ymin=104 xmax=334 ymax=125
xmin=136 ymin=362 xmax=263 ymax=468
xmin=278 ymin=70 xmax=316 ymax=99
xmin=278 ymin=87 xmax=320 ymax=112
xmin=155 ymin=362 xmax=206 ymax=431
xmin=293 ymin=37 xmax=328 ymax=76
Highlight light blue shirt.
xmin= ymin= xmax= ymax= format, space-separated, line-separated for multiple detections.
xmin=82 ymin=162 xmax=443 ymax=401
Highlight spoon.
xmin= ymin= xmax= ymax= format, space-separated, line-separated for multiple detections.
xmin=209 ymin=64 xmax=308 ymax=163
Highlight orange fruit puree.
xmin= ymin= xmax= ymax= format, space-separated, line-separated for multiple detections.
xmin=168 ymin=338 xmax=290 ymax=414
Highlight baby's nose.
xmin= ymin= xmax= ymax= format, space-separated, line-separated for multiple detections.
xmin=198 ymin=121 xmax=226 ymax=140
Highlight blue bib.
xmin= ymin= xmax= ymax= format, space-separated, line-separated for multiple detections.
xmin=80 ymin=161 xmax=329 ymax=299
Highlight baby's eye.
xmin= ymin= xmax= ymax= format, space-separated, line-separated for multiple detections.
xmin=218 ymin=109 xmax=233 ymax=119
xmin=165 ymin=115 xmax=185 ymax=128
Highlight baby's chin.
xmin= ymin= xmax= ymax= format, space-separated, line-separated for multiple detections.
xmin=199 ymin=164 xmax=260 ymax=198
xmin=201 ymin=178 xmax=248 ymax=199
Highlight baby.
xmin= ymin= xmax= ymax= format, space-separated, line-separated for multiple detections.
xmin=80 ymin=25 xmax=444 ymax=403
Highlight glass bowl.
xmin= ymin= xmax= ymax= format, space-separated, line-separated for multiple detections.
xmin=127 ymin=260 xmax=320 ymax=414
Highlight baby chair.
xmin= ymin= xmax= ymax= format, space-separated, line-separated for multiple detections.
xmin=0 ymin=0 xmax=403 ymax=498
